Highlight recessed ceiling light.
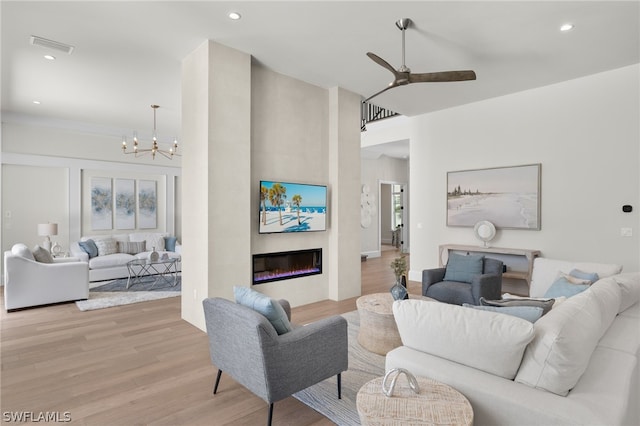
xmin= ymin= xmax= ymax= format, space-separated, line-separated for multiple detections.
xmin=228 ymin=12 xmax=241 ymax=20
xmin=560 ymin=23 xmax=574 ymax=32
xmin=33 ymin=100 xmax=41 ymax=105
xmin=44 ymin=54 xmax=56 ymax=60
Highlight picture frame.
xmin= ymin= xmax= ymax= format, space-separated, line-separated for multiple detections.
xmin=115 ymin=178 xmax=135 ymax=230
xmin=138 ymin=180 xmax=157 ymax=229
xmin=447 ymin=163 xmax=541 ymax=230
xmin=91 ymin=177 xmax=113 ymax=230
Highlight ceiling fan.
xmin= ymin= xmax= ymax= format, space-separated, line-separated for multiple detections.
xmin=364 ymin=18 xmax=476 ymax=103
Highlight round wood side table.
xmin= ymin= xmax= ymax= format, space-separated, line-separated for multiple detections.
xmin=356 ymin=292 xmax=432 ymax=355
xmin=357 ymin=375 xmax=474 ymax=425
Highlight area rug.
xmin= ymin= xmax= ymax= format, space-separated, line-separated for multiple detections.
xmin=75 ymin=276 xmax=181 ymax=311
xmin=293 ymin=310 xmax=385 ymax=425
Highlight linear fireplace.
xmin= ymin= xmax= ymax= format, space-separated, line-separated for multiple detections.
xmin=253 ymin=248 xmax=322 ymax=284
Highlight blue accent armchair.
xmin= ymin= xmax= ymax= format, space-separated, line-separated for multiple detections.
xmin=202 ymin=297 xmax=348 ymax=426
xmin=422 ymin=257 xmax=504 ymax=305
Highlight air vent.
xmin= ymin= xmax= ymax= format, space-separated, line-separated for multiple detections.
xmin=30 ymin=35 xmax=74 ymax=55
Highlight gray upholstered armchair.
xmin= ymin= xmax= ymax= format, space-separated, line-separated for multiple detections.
xmin=422 ymin=254 xmax=503 ymax=305
xmin=202 ymin=297 xmax=348 ymax=426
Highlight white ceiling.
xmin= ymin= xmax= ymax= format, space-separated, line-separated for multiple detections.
xmin=2 ymin=1 xmax=639 ymax=156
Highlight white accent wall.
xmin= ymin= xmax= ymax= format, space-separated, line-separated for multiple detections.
xmin=408 ymin=64 xmax=640 ymax=280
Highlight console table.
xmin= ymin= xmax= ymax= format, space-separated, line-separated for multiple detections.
xmin=439 ymin=244 xmax=541 ymax=295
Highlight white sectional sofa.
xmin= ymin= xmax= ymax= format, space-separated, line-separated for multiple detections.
xmin=387 ymin=258 xmax=639 ymax=426
xmin=69 ymin=232 xmax=181 ymax=282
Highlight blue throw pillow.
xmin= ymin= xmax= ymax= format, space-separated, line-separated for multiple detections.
xmin=464 ymin=303 xmax=544 ymax=323
xmin=78 ymin=239 xmax=98 ymax=258
xmin=164 ymin=236 xmax=177 ymax=252
xmin=569 ymin=269 xmax=599 ymax=283
xmin=544 ymin=276 xmax=590 ymax=299
xmin=443 ymin=253 xmax=484 ymax=283
xmin=233 ymin=286 xmax=292 ymax=335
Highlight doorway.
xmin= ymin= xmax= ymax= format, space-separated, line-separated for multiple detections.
xmin=379 ymin=181 xmax=407 ymax=253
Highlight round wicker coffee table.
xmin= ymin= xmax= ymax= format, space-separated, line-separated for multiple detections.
xmin=357 ymin=375 xmax=474 ymax=425
xmin=356 ymin=292 xmax=432 ymax=355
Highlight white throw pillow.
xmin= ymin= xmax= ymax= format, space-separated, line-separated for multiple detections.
xmin=393 ymin=299 xmax=534 ymax=379
xmin=611 ymin=272 xmax=640 ymax=312
xmin=515 ymin=279 xmax=622 ymax=396
xmin=11 ymin=243 xmax=35 ymax=261
xmin=94 ymin=238 xmax=118 ymax=256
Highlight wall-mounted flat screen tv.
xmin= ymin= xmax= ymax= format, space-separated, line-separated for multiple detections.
xmin=259 ymin=180 xmax=327 ymax=233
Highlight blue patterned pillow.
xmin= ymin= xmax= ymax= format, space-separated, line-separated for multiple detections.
xmin=444 ymin=253 xmax=484 ymax=283
xmin=234 ymin=286 xmax=292 ymax=335
xmin=78 ymin=239 xmax=98 ymax=258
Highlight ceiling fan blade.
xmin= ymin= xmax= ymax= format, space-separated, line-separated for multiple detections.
xmin=366 ymin=52 xmax=399 ymax=76
xmin=409 ymin=70 xmax=476 ymax=83
xmin=363 ymin=82 xmax=400 ymax=103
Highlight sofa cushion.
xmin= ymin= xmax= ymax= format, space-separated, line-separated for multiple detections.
xmin=130 ymin=233 xmax=165 ymax=252
xmin=515 ymin=278 xmax=622 ymax=396
xmin=117 ymin=241 xmax=146 ymax=255
xmin=88 ymin=253 xmax=135 ymax=270
xmin=233 ymin=286 xmax=292 ymax=335
xmin=530 ymin=258 xmax=623 ymax=298
xmin=480 ymin=296 xmax=555 ymax=316
xmin=393 ymin=299 xmax=534 ymax=379
xmin=543 ymin=274 xmax=591 ymax=298
xmin=11 ymin=243 xmax=35 ymax=261
xmin=78 ymin=239 xmax=99 ymax=258
xmin=32 ymin=245 xmax=54 ymax=263
xmin=94 ymin=238 xmax=118 ymax=257
xmin=443 ymin=253 xmax=484 ymax=284
xmin=463 ymin=303 xmax=544 ymax=322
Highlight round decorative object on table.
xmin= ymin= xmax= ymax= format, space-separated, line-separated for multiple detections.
xmin=474 ymin=220 xmax=496 ymax=247
xmin=357 ymin=375 xmax=474 ymax=426
xmin=356 ymin=293 xmax=433 ymax=355
xmin=51 ymin=242 xmax=62 ymax=256
xmin=148 ymin=247 xmax=159 ymax=262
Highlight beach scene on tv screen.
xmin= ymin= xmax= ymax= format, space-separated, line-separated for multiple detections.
xmin=260 ymin=181 xmax=327 ymax=233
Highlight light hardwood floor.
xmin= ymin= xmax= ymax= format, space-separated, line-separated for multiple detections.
xmin=1 ymin=247 xmax=418 ymax=425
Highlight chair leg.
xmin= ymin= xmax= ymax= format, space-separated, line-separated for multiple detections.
xmin=337 ymin=373 xmax=342 ymax=399
xmin=267 ymin=403 xmax=274 ymax=426
xmin=213 ymin=369 xmax=223 ymax=395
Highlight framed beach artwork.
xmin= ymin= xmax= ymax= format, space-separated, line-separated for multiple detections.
xmin=91 ymin=177 xmax=113 ymax=230
xmin=115 ymin=179 xmax=136 ymax=229
xmin=447 ymin=163 xmax=541 ymax=230
xmin=138 ymin=180 xmax=157 ymax=229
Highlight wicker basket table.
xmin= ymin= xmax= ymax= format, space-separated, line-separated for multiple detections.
xmin=356 ymin=292 xmax=432 ymax=355
xmin=357 ymin=375 xmax=474 ymax=425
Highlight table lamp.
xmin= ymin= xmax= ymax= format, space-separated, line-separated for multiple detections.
xmin=37 ymin=223 xmax=58 ymax=252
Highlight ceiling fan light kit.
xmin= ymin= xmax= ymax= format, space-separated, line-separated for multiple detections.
xmin=365 ymin=18 xmax=476 ymax=103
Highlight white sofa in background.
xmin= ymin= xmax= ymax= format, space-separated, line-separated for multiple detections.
xmin=387 ymin=258 xmax=639 ymax=426
xmin=4 ymin=243 xmax=89 ymax=311
xmin=69 ymin=232 xmax=181 ymax=282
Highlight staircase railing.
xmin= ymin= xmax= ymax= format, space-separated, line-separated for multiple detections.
xmin=361 ymin=101 xmax=399 ymax=131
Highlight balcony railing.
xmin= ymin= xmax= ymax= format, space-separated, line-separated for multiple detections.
xmin=361 ymin=101 xmax=399 ymax=131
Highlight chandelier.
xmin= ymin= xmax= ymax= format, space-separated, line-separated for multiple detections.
xmin=122 ymin=105 xmax=178 ymax=159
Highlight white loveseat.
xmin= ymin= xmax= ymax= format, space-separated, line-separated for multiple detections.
xmin=69 ymin=232 xmax=181 ymax=282
xmin=4 ymin=243 xmax=89 ymax=311
xmin=387 ymin=258 xmax=639 ymax=426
